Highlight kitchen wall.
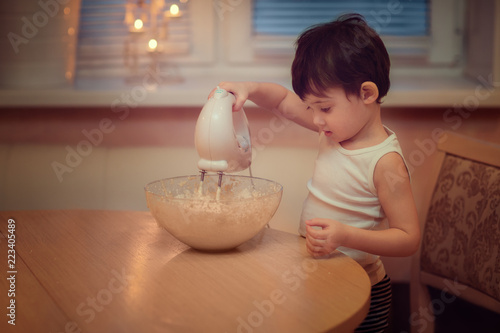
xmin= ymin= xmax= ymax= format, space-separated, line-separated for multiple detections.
xmin=0 ymin=105 xmax=499 ymax=281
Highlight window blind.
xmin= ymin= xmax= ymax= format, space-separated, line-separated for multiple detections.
xmin=253 ymin=0 xmax=429 ymax=37
xmin=76 ymin=0 xmax=191 ymax=78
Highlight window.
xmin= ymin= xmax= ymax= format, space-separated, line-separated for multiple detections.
xmin=75 ymin=0 xmax=214 ymax=83
xmin=253 ymin=0 xmax=429 ymax=36
xmin=224 ymin=0 xmax=465 ymax=69
xmin=73 ymin=0 xmax=480 ymax=87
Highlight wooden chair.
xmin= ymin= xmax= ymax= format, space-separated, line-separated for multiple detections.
xmin=410 ymin=131 xmax=500 ymax=333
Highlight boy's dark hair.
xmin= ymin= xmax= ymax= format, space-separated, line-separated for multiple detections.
xmin=291 ymin=13 xmax=390 ymax=103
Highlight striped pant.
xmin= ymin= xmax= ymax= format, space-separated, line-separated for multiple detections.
xmin=355 ymin=275 xmax=392 ymax=333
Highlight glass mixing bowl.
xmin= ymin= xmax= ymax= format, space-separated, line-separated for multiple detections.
xmin=145 ymin=175 xmax=283 ymax=251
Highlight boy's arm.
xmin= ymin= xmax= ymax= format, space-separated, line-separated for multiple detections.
xmin=217 ymin=81 xmax=318 ymax=132
xmin=372 ymin=152 xmax=421 ymax=255
xmin=306 ymin=152 xmax=421 ymax=257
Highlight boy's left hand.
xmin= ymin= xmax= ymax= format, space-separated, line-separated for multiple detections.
xmin=305 ymin=218 xmax=346 ymax=257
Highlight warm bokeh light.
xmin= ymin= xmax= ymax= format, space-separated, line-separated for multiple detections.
xmin=169 ymin=4 xmax=180 ymax=16
xmin=134 ymin=19 xmax=144 ymax=30
xmin=148 ymin=38 xmax=158 ymax=50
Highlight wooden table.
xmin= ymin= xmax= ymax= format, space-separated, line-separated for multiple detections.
xmin=0 ymin=210 xmax=370 ymax=333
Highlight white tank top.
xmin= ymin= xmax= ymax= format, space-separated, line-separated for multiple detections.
xmin=299 ymin=126 xmax=409 ymax=285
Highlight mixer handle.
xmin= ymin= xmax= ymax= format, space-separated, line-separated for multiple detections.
xmin=195 ymin=87 xmax=252 ymax=173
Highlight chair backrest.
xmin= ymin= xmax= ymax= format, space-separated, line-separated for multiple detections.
xmin=418 ymin=131 xmax=500 ymax=311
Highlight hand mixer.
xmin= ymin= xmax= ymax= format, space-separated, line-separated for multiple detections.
xmin=194 ymin=87 xmax=252 ymax=194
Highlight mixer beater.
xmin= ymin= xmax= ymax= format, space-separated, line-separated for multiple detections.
xmin=197 ymin=170 xmax=223 ymax=200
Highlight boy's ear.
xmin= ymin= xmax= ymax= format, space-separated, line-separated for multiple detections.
xmin=360 ymin=81 xmax=379 ymax=104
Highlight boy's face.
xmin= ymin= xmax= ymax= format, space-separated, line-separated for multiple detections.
xmin=302 ymin=86 xmax=374 ymax=144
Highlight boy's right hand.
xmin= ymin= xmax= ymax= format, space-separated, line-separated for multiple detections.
xmin=208 ymin=82 xmax=252 ymax=112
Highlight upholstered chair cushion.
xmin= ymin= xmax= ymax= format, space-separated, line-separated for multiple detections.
xmin=420 ymin=154 xmax=500 ymax=302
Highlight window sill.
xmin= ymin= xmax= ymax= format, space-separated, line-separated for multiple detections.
xmin=0 ymin=72 xmax=499 ymax=109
